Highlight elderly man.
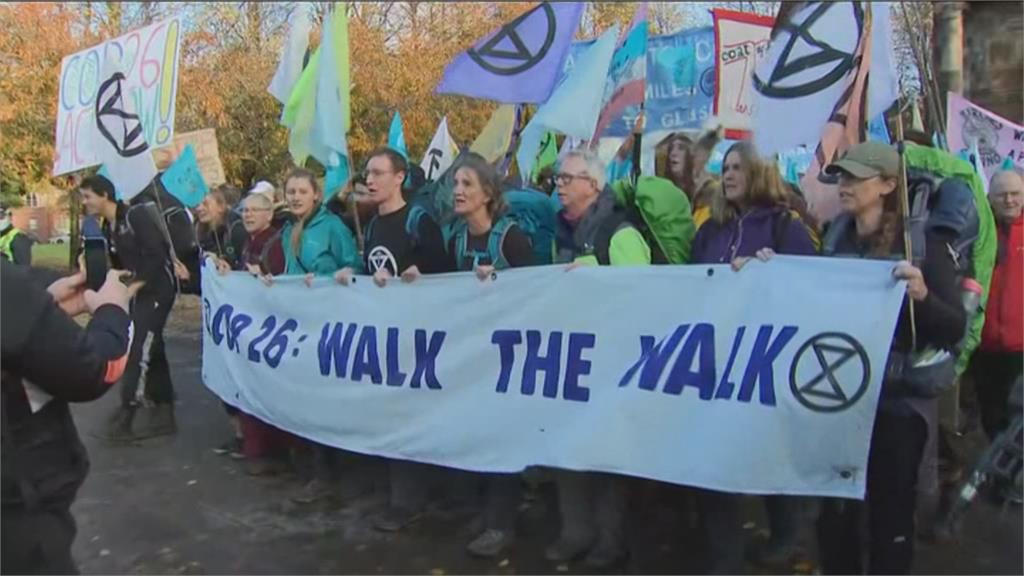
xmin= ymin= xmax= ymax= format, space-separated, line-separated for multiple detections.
xmin=545 ymin=149 xmax=651 ymax=568
xmin=967 ymin=170 xmax=1023 ymax=450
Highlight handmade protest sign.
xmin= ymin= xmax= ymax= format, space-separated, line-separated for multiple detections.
xmin=947 ymin=92 xmax=1024 ymax=171
xmin=202 ymin=257 xmax=904 ymax=498
xmin=561 ymin=27 xmax=714 ymax=139
xmin=54 ymin=17 xmax=182 ymax=176
xmin=713 ymin=9 xmax=774 ymax=137
xmin=151 ymin=128 xmax=226 ymax=186
xmin=160 ymin=144 xmax=207 ymax=208
xmin=93 ymin=60 xmax=158 ymax=201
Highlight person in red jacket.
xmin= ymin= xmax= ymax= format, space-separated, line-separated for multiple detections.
xmin=968 ymin=169 xmax=1023 ymax=442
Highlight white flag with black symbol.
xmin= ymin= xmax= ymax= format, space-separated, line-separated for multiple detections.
xmin=420 ymin=117 xmax=457 ymax=182
xmin=94 ymin=57 xmax=157 ymax=201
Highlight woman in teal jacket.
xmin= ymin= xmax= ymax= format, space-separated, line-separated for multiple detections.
xmin=280 ymin=168 xmax=362 ymax=280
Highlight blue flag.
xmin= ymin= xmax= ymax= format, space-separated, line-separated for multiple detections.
xmin=160 ymin=145 xmax=209 ymax=208
xmin=325 ymin=155 xmax=351 ymax=197
xmin=867 ymin=114 xmax=891 ymax=144
xmin=436 ymin=2 xmax=584 ymax=103
xmin=517 ymin=24 xmax=619 ymax=179
xmin=388 ymin=111 xmax=408 ymax=160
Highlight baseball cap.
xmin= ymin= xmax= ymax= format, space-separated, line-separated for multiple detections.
xmin=824 ymin=142 xmax=899 ymax=179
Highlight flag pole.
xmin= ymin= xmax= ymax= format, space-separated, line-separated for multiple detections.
xmin=893 ymin=98 xmax=918 ymax=350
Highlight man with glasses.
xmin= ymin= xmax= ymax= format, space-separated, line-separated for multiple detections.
xmin=0 ymin=204 xmax=33 ymax=266
xmin=346 ymin=147 xmax=449 ymax=286
xmin=547 ymin=149 xmax=651 ymax=568
xmin=336 ymin=147 xmax=452 ymax=532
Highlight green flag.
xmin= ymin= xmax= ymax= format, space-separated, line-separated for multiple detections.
xmin=282 ymin=48 xmax=321 ymax=165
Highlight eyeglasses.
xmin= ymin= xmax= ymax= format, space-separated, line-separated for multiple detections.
xmin=241 ymin=207 xmax=272 ymax=214
xmin=554 ymin=172 xmax=593 ymax=187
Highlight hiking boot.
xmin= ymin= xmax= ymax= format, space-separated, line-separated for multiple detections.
xmin=213 ymin=437 xmax=244 ymax=458
xmin=245 ymin=458 xmax=289 ymax=477
xmin=372 ymin=506 xmax=422 ymax=532
xmin=543 ymin=535 xmax=593 ymax=563
xmin=134 ymin=403 xmax=177 ymax=439
xmin=93 ymin=405 xmax=136 ymax=443
xmin=584 ymin=540 xmax=626 ymax=569
xmin=290 ymin=478 xmax=334 ymax=504
xmin=466 ymin=529 xmax=514 ymax=558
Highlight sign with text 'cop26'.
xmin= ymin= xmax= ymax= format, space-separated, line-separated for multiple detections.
xmin=201 ymin=257 xmax=904 ymax=498
xmin=560 ymin=27 xmax=715 ymax=137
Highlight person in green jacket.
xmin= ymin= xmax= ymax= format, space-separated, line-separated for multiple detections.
xmin=278 ymin=168 xmax=362 ymax=282
xmin=545 ymin=149 xmax=649 ymax=569
xmin=554 ymin=149 xmax=651 ymax=267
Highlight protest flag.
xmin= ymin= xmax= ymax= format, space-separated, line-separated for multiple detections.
xmin=532 ymin=131 xmax=560 ymax=182
xmin=388 ymin=111 xmax=408 ymax=160
xmin=753 ymin=2 xmax=897 ymax=222
xmin=517 ymin=24 xmax=619 ymax=179
xmin=160 ymin=144 xmax=208 ymax=207
xmin=268 ymin=4 xmax=312 ymax=105
xmin=93 ymin=56 xmax=158 ymax=201
xmin=591 ymin=4 xmax=647 ymax=141
xmin=421 ymin=117 xmax=458 ymax=182
xmin=471 ymin=104 xmax=519 ymax=163
xmin=436 ymin=2 xmax=584 ymax=103
xmin=310 ymin=4 xmax=350 ymax=167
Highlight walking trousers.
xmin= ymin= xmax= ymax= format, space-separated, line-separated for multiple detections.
xmin=120 ymin=290 xmax=175 ymax=407
xmin=817 ymin=405 xmax=928 ymax=575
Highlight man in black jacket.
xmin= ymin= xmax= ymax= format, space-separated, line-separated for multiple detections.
xmin=1 ymin=261 xmax=134 ymax=574
xmin=79 ymin=175 xmax=178 ymax=441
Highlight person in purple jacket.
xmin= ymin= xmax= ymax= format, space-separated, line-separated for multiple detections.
xmin=689 ymin=140 xmax=818 ymax=574
xmin=691 ymin=141 xmax=817 ymax=268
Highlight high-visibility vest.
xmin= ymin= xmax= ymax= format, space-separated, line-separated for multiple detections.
xmin=0 ymin=226 xmax=21 ymax=261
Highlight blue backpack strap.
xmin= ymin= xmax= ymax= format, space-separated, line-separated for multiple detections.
xmin=406 ymin=204 xmax=427 ymax=245
xmin=452 ymin=221 xmax=471 ymax=271
xmin=488 ymin=217 xmax=514 ymax=270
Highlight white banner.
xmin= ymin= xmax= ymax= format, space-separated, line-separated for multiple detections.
xmin=53 ymin=17 xmax=182 ymax=176
xmin=201 ymin=257 xmax=905 ymax=498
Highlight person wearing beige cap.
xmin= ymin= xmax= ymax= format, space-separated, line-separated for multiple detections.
xmin=815 ymin=142 xmax=967 ymax=574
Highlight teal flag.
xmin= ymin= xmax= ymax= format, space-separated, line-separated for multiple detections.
xmin=388 ymin=111 xmax=408 ymax=160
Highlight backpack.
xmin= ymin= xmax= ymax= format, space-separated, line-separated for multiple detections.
xmin=450 ymin=188 xmax=559 ymax=270
xmin=363 ymin=204 xmax=430 ymax=252
xmin=406 ymin=152 xmax=467 ymax=244
xmin=131 ymin=178 xmax=200 ymax=266
xmin=596 ymin=176 xmax=696 ymax=265
xmin=821 ymin=166 xmax=979 ymax=399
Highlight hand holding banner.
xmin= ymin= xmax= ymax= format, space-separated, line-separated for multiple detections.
xmin=202 ymin=257 xmax=904 ymax=498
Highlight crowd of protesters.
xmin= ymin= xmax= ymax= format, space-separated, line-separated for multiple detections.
xmin=3 ymin=128 xmax=1021 ymax=574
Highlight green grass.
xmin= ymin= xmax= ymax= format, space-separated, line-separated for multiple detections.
xmin=32 ymin=242 xmax=71 ymax=270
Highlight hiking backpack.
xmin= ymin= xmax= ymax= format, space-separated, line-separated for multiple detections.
xmin=449 ymin=188 xmax=559 ymax=270
xmin=131 ymin=178 xmax=200 ymax=267
xmin=593 ymin=175 xmax=696 ymax=266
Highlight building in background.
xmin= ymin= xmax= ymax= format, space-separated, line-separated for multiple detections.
xmin=10 ymin=184 xmax=71 ymax=243
xmin=963 ymin=2 xmax=1023 ymax=123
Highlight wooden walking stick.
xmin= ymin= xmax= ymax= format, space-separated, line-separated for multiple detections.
xmin=893 ymin=98 xmax=918 ymax=351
